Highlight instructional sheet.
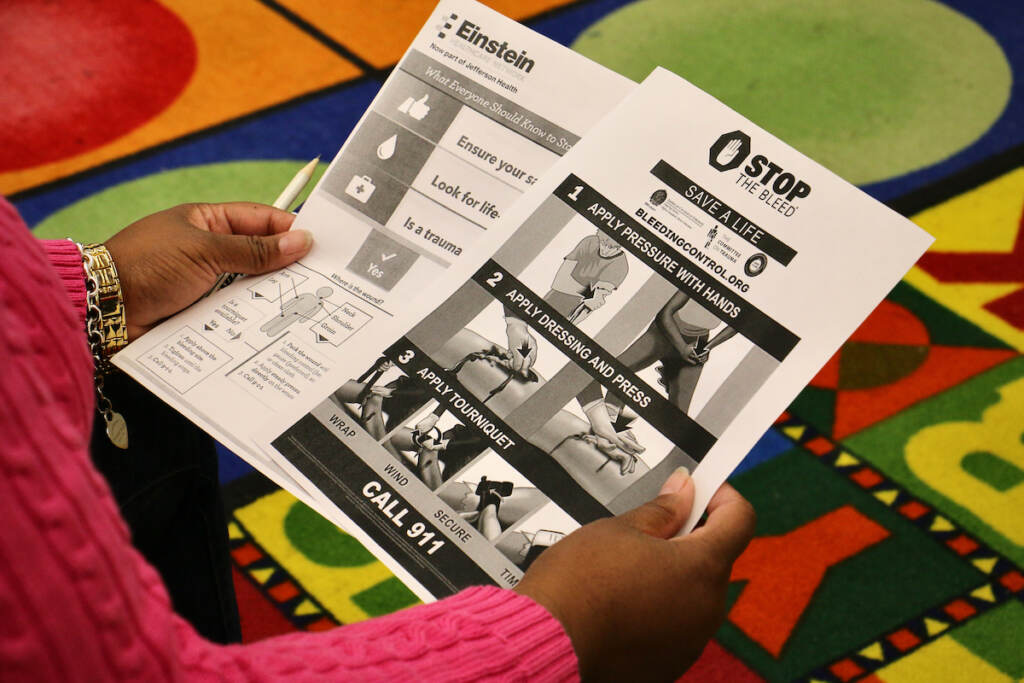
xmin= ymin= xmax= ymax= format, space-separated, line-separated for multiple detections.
xmin=264 ymin=68 xmax=933 ymax=600
xmin=112 ymin=0 xmax=634 ymax=495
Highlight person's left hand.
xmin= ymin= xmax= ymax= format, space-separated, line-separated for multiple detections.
xmin=104 ymin=202 xmax=313 ymax=340
xmin=516 ymin=474 xmax=756 ymax=681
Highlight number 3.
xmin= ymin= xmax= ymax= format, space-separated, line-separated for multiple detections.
xmin=397 ymin=349 xmax=415 ymax=364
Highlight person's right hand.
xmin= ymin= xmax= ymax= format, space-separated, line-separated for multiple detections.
xmin=504 ymin=317 xmax=538 ymax=376
xmin=515 ymin=470 xmax=756 ymax=681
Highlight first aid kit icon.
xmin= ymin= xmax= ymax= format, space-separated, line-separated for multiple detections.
xmin=345 ymin=175 xmax=376 ymax=203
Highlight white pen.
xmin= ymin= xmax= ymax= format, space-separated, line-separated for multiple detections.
xmin=205 ymin=156 xmax=320 ymax=296
xmin=272 ymin=155 xmax=320 ymax=210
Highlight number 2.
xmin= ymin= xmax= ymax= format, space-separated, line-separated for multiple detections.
xmin=486 ymin=271 xmax=503 ymax=287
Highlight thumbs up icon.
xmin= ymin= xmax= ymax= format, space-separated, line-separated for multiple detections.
xmin=398 ymin=93 xmax=431 ymax=121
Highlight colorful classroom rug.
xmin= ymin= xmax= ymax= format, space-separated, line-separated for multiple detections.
xmin=4 ymin=1 xmax=1021 ymax=680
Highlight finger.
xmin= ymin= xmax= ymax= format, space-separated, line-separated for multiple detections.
xmin=192 ymin=202 xmax=297 ymax=236
xmin=508 ymin=345 xmax=524 ymax=372
xmin=508 ymin=352 xmax=524 ymax=374
xmin=204 ymin=229 xmax=313 ymax=275
xmin=610 ymin=434 xmax=641 ymax=454
xmin=690 ymin=483 xmax=756 ymax=563
xmin=619 ymin=467 xmax=694 ymax=538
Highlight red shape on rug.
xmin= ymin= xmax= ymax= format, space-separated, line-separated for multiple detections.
xmin=918 ymin=210 xmax=1024 ymax=329
xmin=0 ymin=0 xmax=196 ymax=171
xmin=943 ymin=598 xmax=977 ymax=622
xmin=810 ymin=301 xmax=929 ymax=392
xmin=898 ymin=500 xmax=930 ymax=520
xmin=850 ymin=300 xmax=931 ymax=346
xmin=886 ymin=627 xmax=921 ymax=652
xmin=728 ymin=506 xmax=890 ymax=658
xmin=232 ymin=567 xmax=300 ymax=643
xmin=808 ymin=302 xmax=1014 ymax=439
xmin=829 ymin=658 xmax=864 ymax=682
xmin=678 ymin=640 xmax=764 ymax=682
xmin=999 ymin=570 xmax=1024 ymax=593
xmin=831 ymin=345 xmax=1015 ymax=439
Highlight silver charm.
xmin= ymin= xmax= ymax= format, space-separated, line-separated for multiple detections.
xmin=104 ymin=410 xmax=129 ymax=449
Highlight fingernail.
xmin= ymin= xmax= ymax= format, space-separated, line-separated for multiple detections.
xmin=279 ymin=230 xmax=313 ymax=255
xmin=659 ymin=467 xmax=691 ymax=495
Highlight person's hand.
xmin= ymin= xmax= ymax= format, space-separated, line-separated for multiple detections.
xmin=684 ymin=343 xmax=707 ymax=365
xmin=515 ymin=471 xmax=756 ymax=681
xmin=584 ymin=401 xmax=645 ymax=455
xmin=414 ymin=412 xmax=441 ymax=435
xmin=585 ymin=282 xmax=614 ymax=310
xmin=504 ymin=317 xmax=538 ymax=376
xmin=104 ymin=202 xmax=313 ymax=340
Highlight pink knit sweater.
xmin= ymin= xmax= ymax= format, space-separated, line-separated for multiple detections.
xmin=0 ymin=197 xmax=578 ymax=682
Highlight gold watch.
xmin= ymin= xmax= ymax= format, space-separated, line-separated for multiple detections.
xmin=80 ymin=243 xmax=128 ymax=357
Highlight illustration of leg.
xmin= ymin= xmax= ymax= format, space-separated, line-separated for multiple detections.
xmin=543 ymin=290 xmax=582 ymax=319
xmin=360 ymin=394 xmax=388 ymax=439
xmin=416 ymin=446 xmax=443 ymax=490
xmin=667 ymin=362 xmax=704 ymax=415
xmin=605 ymin=322 xmax=673 ymax=414
xmin=476 ymin=505 xmax=502 ymax=541
xmin=260 ymin=312 xmax=296 ymax=337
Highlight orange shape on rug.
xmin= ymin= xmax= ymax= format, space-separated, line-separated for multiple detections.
xmin=279 ymin=0 xmax=578 ymax=69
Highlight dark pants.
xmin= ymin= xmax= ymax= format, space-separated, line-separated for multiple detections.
xmin=89 ymin=372 xmax=241 ymax=644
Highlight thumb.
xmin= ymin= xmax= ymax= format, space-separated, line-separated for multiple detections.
xmin=207 ymin=229 xmax=313 ymax=275
xmin=620 ymin=467 xmax=694 ymax=538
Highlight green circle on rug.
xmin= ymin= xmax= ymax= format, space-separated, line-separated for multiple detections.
xmin=33 ymin=160 xmax=326 ymax=243
xmin=284 ymin=501 xmax=377 ymax=567
xmin=571 ymin=0 xmax=1011 ymax=185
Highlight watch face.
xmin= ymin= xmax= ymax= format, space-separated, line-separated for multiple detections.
xmin=745 ymin=253 xmax=768 ymax=277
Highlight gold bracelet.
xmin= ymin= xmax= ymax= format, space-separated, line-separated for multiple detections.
xmin=80 ymin=243 xmax=128 ymax=359
xmin=73 ymin=241 xmax=129 ymax=449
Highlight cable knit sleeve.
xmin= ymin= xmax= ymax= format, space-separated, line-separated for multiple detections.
xmin=178 ymin=586 xmax=577 ymax=681
xmin=0 ymin=197 xmax=579 ymax=682
xmin=39 ymin=238 xmax=88 ymax=329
